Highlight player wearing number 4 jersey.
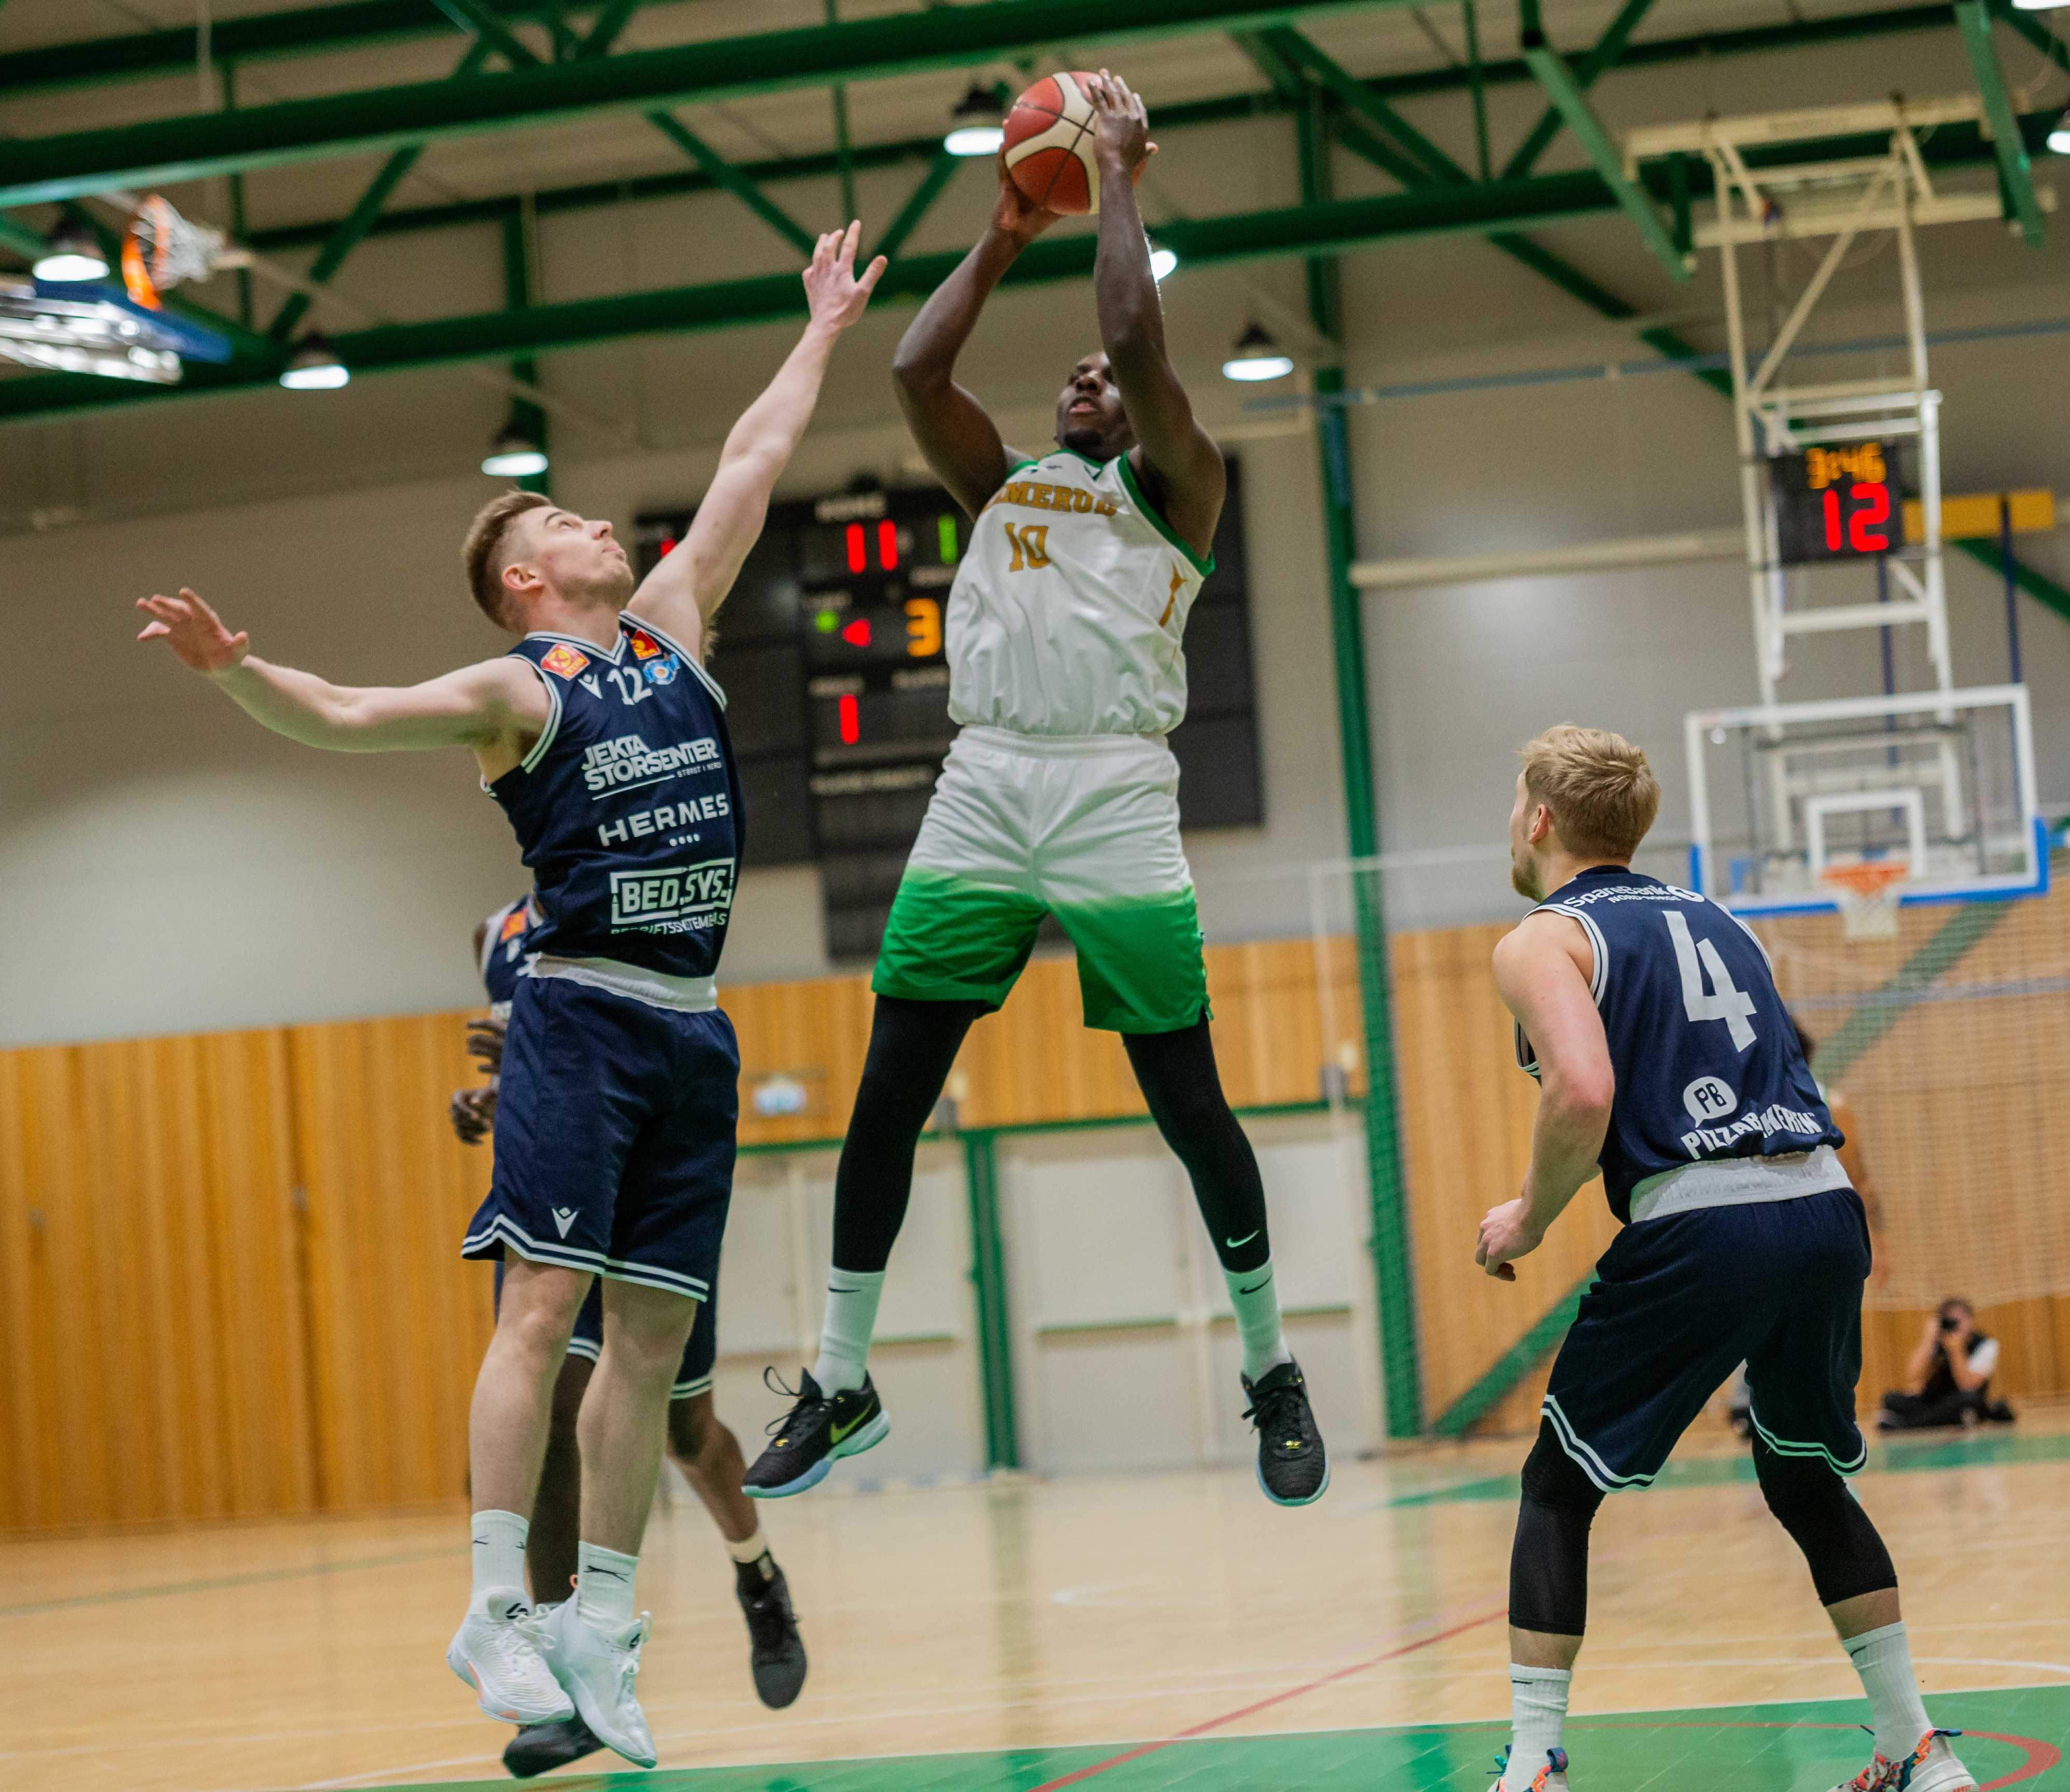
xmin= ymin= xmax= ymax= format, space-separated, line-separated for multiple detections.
xmin=745 ymin=72 xmax=1327 ymax=1509
xmin=1476 ymin=726 xmax=1972 ymax=1792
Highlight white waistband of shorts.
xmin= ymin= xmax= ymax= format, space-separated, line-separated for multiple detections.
xmin=957 ymin=724 xmax=1169 ymax=758
xmin=524 ymin=954 xmax=718 ymax=1013
xmin=1627 ymin=1144 xmax=1851 ymax=1224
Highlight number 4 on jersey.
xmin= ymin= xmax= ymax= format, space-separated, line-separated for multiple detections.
xmin=1662 ymin=911 xmax=1757 ymax=1051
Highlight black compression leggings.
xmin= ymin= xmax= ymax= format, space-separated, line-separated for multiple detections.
xmin=830 ymin=996 xmax=1272 ymax=1276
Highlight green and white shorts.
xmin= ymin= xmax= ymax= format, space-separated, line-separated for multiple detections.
xmin=873 ymin=727 xmax=1210 ymax=1034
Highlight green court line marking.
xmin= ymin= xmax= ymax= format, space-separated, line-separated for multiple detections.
xmin=1385 ymin=1426 xmax=2070 ymax=1506
xmin=347 ymin=1685 xmax=2068 ymax=1789
xmin=0 ymin=1543 xmax=459 ymax=1618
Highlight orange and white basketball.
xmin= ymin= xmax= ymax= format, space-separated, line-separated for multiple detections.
xmin=1003 ymin=71 xmax=1142 ymax=216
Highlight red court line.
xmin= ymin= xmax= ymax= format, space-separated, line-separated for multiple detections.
xmin=1027 ymin=1605 xmax=1510 ymax=1790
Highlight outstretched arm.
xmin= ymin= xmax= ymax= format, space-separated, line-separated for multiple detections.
xmin=1478 ymin=913 xmax=1616 ymax=1279
xmin=1085 ymin=71 xmax=1224 ymax=564
xmin=136 ymin=587 xmax=547 ymax=762
xmin=632 ymin=224 xmax=884 ymax=661
xmin=891 ymin=161 xmax=1058 ymax=517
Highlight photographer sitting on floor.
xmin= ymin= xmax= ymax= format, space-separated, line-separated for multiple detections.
xmin=1878 ymin=1297 xmax=2016 ymax=1430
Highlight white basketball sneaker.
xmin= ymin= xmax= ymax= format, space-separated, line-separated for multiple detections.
xmin=1827 ymin=1730 xmax=1975 ymax=1792
xmin=542 ymin=1595 xmax=658 ymax=1769
xmin=446 ymin=1589 xmax=575 ymax=1725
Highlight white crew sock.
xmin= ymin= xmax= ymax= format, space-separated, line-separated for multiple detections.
xmin=1225 ymin=1256 xmax=1294 ymax=1381
xmin=1844 ymin=1621 xmax=1932 ymax=1763
xmin=469 ymin=1509 xmax=529 ymax=1607
xmin=812 ymin=1266 xmax=885 ymax=1394
xmin=1506 ymin=1664 xmax=1572 ymax=1784
xmin=724 ymin=1527 xmax=769 ymax=1566
xmin=575 ymin=1541 xmax=639 ymax=1629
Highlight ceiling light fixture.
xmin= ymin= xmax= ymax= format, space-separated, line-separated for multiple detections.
xmin=1221 ymin=321 xmax=1294 ymax=382
xmin=279 ymin=333 xmax=350 ymax=389
xmin=482 ymin=416 xmax=549 ymax=478
xmin=944 ymin=81 xmax=1006 ymax=157
xmin=32 ymin=218 xmax=109 ymax=284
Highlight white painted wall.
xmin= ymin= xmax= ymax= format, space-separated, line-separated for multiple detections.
xmin=3 ymin=31 xmax=2066 ymax=1043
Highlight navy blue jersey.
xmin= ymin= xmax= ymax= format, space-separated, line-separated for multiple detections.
xmin=1515 ymin=867 xmax=1843 ymax=1222
xmin=478 ymin=894 xmax=538 ymax=1014
xmin=488 ymin=614 xmax=743 ymax=981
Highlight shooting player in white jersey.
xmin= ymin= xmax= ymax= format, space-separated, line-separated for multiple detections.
xmin=138 ymin=225 xmax=882 ymax=1767
xmin=745 ymin=73 xmax=1326 ymax=1509
xmin=1477 ymin=726 xmax=1972 ymax=1792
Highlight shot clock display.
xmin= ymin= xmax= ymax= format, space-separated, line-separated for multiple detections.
xmin=1769 ymin=441 xmax=1907 ymax=565
xmin=635 ymin=464 xmax=1261 ymax=960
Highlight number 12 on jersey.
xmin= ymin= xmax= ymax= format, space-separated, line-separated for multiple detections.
xmin=1663 ymin=911 xmax=1757 ymax=1051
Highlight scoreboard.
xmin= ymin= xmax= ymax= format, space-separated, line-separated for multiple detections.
xmin=1768 ymin=440 xmax=1906 ymax=565
xmin=635 ymin=463 xmax=1262 ymax=960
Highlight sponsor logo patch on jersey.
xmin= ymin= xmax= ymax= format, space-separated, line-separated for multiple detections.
xmin=627 ymin=629 xmax=664 ymax=660
xmin=498 ymin=907 xmax=529 ymax=943
xmin=647 ymin=657 xmax=679 ymax=685
xmin=540 ymin=642 xmax=590 ymax=679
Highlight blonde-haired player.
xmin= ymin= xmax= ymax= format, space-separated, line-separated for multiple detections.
xmin=744 ymin=72 xmax=1327 ymax=1508
xmin=1481 ymin=725 xmax=1971 ymax=1792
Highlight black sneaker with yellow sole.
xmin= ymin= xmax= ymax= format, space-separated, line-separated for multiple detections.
xmin=742 ymin=1367 xmax=889 ymax=1498
xmin=1242 ymin=1359 xmax=1329 ymax=1506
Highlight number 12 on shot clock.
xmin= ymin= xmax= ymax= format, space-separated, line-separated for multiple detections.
xmin=1769 ymin=441 xmax=1905 ymax=565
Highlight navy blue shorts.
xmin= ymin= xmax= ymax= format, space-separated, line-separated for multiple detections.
xmin=1543 ymin=1186 xmax=1870 ymax=1491
xmin=464 ymin=974 xmax=737 ymax=1306
xmin=492 ymin=1258 xmax=718 ymax=1402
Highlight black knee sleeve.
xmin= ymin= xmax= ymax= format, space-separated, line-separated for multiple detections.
xmin=1754 ymin=1439 xmax=1896 ymax=1607
xmin=1509 ymin=1420 xmax=1605 ymax=1636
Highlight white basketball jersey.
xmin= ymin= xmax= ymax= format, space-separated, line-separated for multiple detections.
xmin=946 ymin=450 xmax=1211 ymax=737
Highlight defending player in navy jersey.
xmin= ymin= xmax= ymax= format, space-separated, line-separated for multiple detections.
xmin=1476 ymin=726 xmax=1972 ymax=1792
xmin=454 ymin=900 xmax=807 ymax=1777
xmin=137 ymin=223 xmax=883 ymax=1768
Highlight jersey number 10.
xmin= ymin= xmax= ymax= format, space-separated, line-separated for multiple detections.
xmin=1003 ymin=523 xmax=1051 ymax=571
xmin=1663 ymin=911 xmax=1757 ymax=1052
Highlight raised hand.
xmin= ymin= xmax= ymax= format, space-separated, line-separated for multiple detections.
xmin=135 ymin=587 xmax=250 ymax=675
xmin=802 ymin=221 xmax=887 ymax=332
xmin=1086 ymin=69 xmax=1156 ymax=177
xmin=991 ymin=150 xmax=1061 ymax=245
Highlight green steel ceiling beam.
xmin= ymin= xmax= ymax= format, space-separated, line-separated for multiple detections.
xmin=1 ymin=108 xmax=2048 ymax=425
xmin=427 ymin=0 xmax=540 ymax=66
xmin=1518 ymin=0 xmax=1690 ymax=279
xmin=0 ymin=1 xmax=1963 ymax=106
xmin=268 ymin=40 xmax=497 ymax=343
xmin=1992 ymin=0 xmax=2070 ymax=77
xmin=0 ymin=0 xmax=1400 ymax=208
xmin=1263 ymin=27 xmax=1460 ymax=185
xmin=1952 ymin=538 xmax=2070 ymax=625
xmin=149 ymin=5 xmax=1972 ymax=263
xmin=0 ymin=173 xmax=1621 ymax=422
xmin=643 ymin=113 xmax=818 ymax=254
xmin=869 ymin=150 xmax=962 ymax=263
xmin=1501 ymin=0 xmax=1656 ymax=179
xmin=1952 ymin=1 xmax=2046 ymax=246
xmin=0 ymin=1 xmax=675 ymax=94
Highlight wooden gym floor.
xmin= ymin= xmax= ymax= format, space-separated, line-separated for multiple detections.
xmin=4 ymin=1406 xmax=2065 ymax=1792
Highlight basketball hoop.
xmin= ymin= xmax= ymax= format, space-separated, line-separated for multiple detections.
xmin=1820 ymin=860 xmax=1908 ymax=940
xmin=121 ymin=195 xmax=235 ymax=307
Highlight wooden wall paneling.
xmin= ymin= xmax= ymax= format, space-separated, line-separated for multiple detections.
xmin=1390 ymin=923 xmax=1619 ymax=1421
xmin=290 ymin=1013 xmax=495 ymax=1512
xmin=729 ymin=968 xmax=876 ymax=1149
xmin=199 ymin=1028 xmax=318 ymax=1516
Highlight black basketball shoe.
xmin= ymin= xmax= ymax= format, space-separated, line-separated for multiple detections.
xmin=742 ymin=1367 xmax=889 ymax=1498
xmin=1242 ymin=1359 xmax=1329 ymax=1506
xmin=736 ymin=1556 xmax=808 ymax=1708
xmin=502 ymin=1715 xmax=603 ymax=1779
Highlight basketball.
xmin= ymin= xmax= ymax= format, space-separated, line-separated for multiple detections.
xmin=1003 ymin=70 xmax=1141 ymax=215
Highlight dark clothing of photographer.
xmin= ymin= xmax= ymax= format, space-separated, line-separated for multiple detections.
xmin=1878 ymin=1301 xmax=2013 ymax=1430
